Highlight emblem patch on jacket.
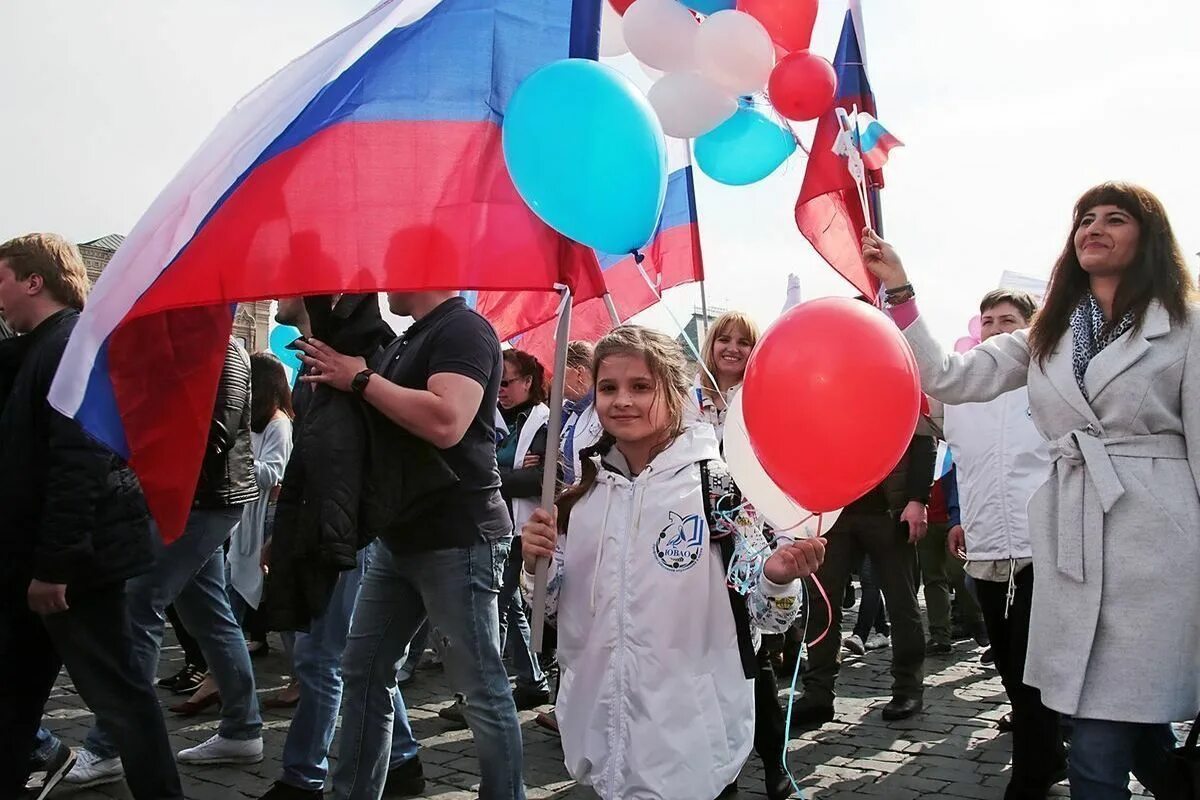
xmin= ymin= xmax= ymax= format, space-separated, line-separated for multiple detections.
xmin=653 ymin=511 xmax=705 ymax=572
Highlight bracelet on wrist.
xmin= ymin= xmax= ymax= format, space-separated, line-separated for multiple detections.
xmin=885 ymin=287 xmax=916 ymax=307
xmin=884 ymin=283 xmax=914 ymax=296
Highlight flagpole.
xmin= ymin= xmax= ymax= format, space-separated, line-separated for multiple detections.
xmin=530 ymin=287 xmax=571 ymax=653
xmin=602 ymin=292 xmax=621 ymax=327
xmin=699 ymin=280 xmax=711 ymax=340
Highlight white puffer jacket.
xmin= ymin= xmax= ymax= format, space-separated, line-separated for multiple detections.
xmin=943 ymin=387 xmax=1052 ymax=561
xmin=525 ymin=425 xmax=802 ymax=800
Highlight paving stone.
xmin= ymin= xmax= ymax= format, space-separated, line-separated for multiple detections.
xmin=43 ymin=596 xmax=1192 ymax=799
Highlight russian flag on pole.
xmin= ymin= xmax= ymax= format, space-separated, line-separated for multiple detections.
xmin=853 ymin=112 xmax=902 ymax=171
xmin=478 ymin=136 xmax=703 ymax=369
xmin=49 ymin=0 xmax=607 ymax=541
xmin=795 ymin=1 xmax=884 ymax=299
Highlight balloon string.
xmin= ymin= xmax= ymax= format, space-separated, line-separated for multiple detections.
xmin=782 ymin=572 xmax=833 ymax=798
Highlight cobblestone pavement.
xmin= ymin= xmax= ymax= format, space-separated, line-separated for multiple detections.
xmin=45 ymin=602 xmax=1181 ymax=800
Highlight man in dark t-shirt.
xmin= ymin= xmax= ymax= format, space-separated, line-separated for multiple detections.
xmin=296 ymin=291 xmax=525 ymax=800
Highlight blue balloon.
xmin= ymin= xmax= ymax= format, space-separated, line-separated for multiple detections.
xmin=694 ymin=107 xmax=797 ymax=186
xmin=681 ymin=0 xmax=736 ymax=13
xmin=269 ymin=324 xmax=303 ymax=374
xmin=503 ymin=59 xmax=667 ymax=254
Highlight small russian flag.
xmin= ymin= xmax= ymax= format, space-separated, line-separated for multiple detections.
xmin=934 ymin=441 xmax=955 ymax=482
xmin=853 ymin=112 xmax=903 ymax=170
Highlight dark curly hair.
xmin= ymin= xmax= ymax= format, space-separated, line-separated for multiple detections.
xmin=502 ymin=349 xmax=548 ymax=405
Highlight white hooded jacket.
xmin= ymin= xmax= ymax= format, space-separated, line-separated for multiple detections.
xmin=496 ymin=402 xmax=550 ymax=534
xmin=524 ymin=425 xmax=802 ymax=800
xmin=943 ymin=387 xmax=1051 ymax=561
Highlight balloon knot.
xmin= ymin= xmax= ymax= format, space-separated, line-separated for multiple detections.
xmin=633 ymin=250 xmax=645 ymax=265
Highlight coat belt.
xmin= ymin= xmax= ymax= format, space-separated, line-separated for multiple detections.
xmin=1047 ymin=430 xmax=1186 ymax=582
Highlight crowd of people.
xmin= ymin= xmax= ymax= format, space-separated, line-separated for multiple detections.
xmin=1 ymin=178 xmax=1197 ymax=800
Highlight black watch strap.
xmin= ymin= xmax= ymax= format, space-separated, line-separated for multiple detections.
xmin=351 ymin=368 xmax=375 ymax=396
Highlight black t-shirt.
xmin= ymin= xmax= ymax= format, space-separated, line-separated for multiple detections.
xmin=371 ymin=297 xmax=511 ymax=551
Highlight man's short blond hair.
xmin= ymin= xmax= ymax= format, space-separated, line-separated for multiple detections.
xmin=0 ymin=233 xmax=89 ymax=310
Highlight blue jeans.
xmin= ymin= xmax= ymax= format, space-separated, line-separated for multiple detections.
xmin=85 ymin=507 xmax=262 ymax=758
xmin=333 ymin=538 xmax=525 ymax=800
xmin=1068 ymin=718 xmax=1177 ymax=799
xmin=497 ymin=539 xmax=547 ymax=692
xmin=281 ymin=545 xmax=419 ymax=791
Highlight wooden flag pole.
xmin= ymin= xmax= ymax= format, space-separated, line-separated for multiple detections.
xmin=529 ymin=287 xmax=571 ymax=652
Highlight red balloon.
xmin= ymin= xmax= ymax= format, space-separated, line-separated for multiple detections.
xmin=609 ymin=0 xmax=637 ymax=14
xmin=768 ymin=50 xmax=836 ymax=121
xmin=741 ymin=298 xmax=922 ymax=513
xmin=737 ymin=0 xmax=818 ymax=51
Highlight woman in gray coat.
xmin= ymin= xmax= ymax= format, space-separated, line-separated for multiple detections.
xmin=861 ymin=181 xmax=1199 ymax=800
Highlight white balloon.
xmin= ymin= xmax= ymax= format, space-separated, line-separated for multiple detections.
xmin=623 ymin=0 xmax=700 ymax=73
xmin=696 ymin=10 xmax=775 ymax=95
xmin=600 ymin=0 xmax=629 ymax=57
xmin=647 ymin=72 xmax=737 ymax=139
xmin=724 ymin=392 xmax=841 ymax=538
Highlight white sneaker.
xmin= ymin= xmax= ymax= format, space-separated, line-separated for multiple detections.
xmin=865 ymin=633 xmax=891 ymax=651
xmin=842 ymin=634 xmax=866 ymax=655
xmin=176 ymin=734 xmax=264 ymax=765
xmin=64 ymin=748 xmax=124 ymax=788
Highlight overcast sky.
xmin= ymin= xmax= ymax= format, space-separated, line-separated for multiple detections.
xmin=2 ymin=0 xmax=1197 ymax=346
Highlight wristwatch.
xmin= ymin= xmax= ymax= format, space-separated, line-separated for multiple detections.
xmin=351 ymin=368 xmax=375 ymax=396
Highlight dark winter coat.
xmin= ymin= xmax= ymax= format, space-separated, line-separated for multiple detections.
xmin=193 ymin=337 xmax=258 ymax=509
xmin=264 ymin=294 xmax=395 ymax=631
xmin=0 ymin=309 xmax=154 ymax=593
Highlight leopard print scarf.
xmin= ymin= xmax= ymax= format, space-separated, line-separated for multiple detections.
xmin=1070 ymin=294 xmax=1135 ymax=399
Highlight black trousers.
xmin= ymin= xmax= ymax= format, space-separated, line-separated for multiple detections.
xmin=166 ymin=602 xmax=208 ymax=670
xmin=975 ymin=567 xmax=1066 ymax=799
xmin=753 ymin=643 xmax=786 ymax=774
xmin=801 ymin=511 xmax=925 ymax=706
xmin=0 ymin=582 xmax=183 ymax=800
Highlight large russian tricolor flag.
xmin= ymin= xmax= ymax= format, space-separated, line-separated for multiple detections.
xmin=795 ymin=1 xmax=885 ymax=300
xmin=478 ymin=120 xmax=704 ymax=369
xmin=49 ymin=0 xmax=607 ymax=540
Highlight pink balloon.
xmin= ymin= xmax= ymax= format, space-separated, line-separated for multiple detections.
xmin=954 ymin=336 xmax=979 ymax=354
xmin=968 ymin=315 xmax=982 ymax=340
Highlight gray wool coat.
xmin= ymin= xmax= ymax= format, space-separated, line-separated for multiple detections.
xmin=904 ymin=301 xmax=1200 ymax=723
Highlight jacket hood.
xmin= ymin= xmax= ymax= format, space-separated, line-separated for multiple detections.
xmin=594 ymin=423 xmax=722 ymax=481
xmin=305 ymin=294 xmax=395 ymax=359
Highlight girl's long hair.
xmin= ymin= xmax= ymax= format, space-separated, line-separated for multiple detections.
xmin=1028 ymin=181 xmax=1193 ymax=363
xmin=250 ymin=352 xmax=294 ymax=433
xmin=699 ymin=311 xmax=760 ymax=401
xmin=555 ymin=326 xmax=691 ymax=530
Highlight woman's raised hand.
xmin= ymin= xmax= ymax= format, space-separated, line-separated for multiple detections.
xmin=522 ymin=507 xmax=558 ymax=572
xmin=861 ymin=227 xmax=909 ymax=290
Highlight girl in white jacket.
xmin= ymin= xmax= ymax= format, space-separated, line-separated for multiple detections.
xmin=522 ymin=326 xmax=825 ymax=800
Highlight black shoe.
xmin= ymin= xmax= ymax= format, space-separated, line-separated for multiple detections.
xmin=383 ymin=755 xmax=425 ymax=797
xmin=881 ymin=696 xmax=923 ymax=721
xmin=764 ymin=764 xmax=792 ymax=800
xmin=438 ymin=696 xmax=468 ymax=729
xmin=260 ymin=781 xmax=324 ymax=800
xmin=24 ymin=742 xmax=76 ymax=800
xmin=973 ymin=623 xmax=991 ymax=648
xmin=158 ymin=662 xmax=205 ymax=693
xmin=790 ymin=702 xmax=835 ymax=729
xmin=980 ymin=647 xmax=995 ymax=666
xmin=513 ymin=685 xmax=552 ymax=711
xmin=926 ymin=640 xmax=953 ymax=656
xmin=997 ymin=712 xmax=1013 ymax=733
